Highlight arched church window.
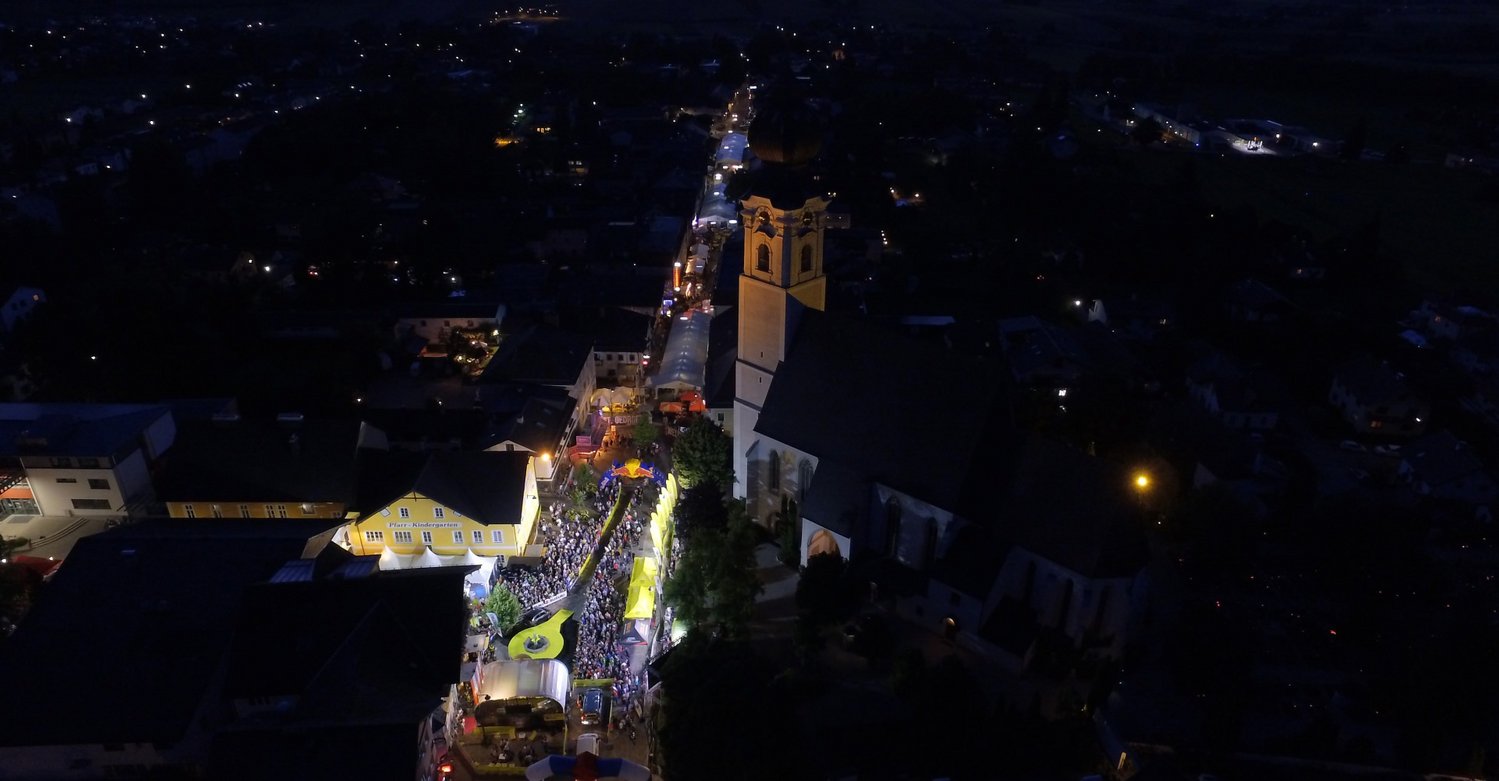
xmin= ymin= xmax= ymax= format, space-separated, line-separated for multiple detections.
xmin=756 ymin=244 xmax=771 ymax=272
xmin=799 ymin=245 xmax=813 ymax=273
xmin=767 ymin=451 xmax=780 ymax=491
xmin=798 ymin=459 xmax=814 ymax=503
xmin=885 ymin=499 xmax=902 ymax=556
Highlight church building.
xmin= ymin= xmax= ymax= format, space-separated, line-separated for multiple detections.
xmin=729 ymin=88 xmax=1150 ymax=677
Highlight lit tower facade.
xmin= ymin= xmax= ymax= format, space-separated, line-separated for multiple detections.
xmin=732 ymin=90 xmax=829 ymax=507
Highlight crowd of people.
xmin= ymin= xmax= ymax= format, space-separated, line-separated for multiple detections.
xmin=487 ymin=475 xmax=656 ymax=692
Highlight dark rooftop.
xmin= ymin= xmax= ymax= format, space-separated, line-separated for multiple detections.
xmin=754 ymin=312 xmax=1011 ymax=516
xmin=154 ymin=418 xmax=373 ymax=504
xmin=362 ymin=450 xmax=532 ymax=525
xmin=479 ymin=323 xmax=593 ymax=388
xmin=0 ymin=520 xmax=341 ymax=747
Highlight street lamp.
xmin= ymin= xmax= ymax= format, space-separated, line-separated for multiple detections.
xmin=1134 ymin=472 xmax=1150 ymax=490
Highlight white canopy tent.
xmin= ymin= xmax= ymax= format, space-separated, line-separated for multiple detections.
xmin=652 ymin=310 xmax=711 ymax=392
xmin=475 ymin=659 xmax=571 ymax=708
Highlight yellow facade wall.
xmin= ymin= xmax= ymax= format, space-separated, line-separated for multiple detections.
xmin=349 ymin=486 xmax=538 ymax=560
xmin=167 ymin=501 xmax=347 ymax=519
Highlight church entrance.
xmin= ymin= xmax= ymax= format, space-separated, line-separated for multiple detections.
xmin=807 ymin=529 xmax=841 ymax=560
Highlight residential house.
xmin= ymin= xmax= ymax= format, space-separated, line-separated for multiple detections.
xmin=1185 ymin=352 xmax=1281 ymax=432
xmin=479 ymin=386 xmax=577 ymax=483
xmin=348 ymin=450 xmax=538 ymax=561
xmin=0 ymin=403 xmax=176 ymax=518
xmin=571 ymin=306 xmax=651 ymax=388
xmin=1227 ymin=278 xmax=1291 ymax=324
xmin=997 ymin=315 xmax=1089 ymax=393
xmin=1416 ymin=298 xmax=1494 ymax=343
xmin=1399 ymin=430 xmax=1497 ymax=517
xmin=0 ymin=285 xmax=45 ymax=340
xmin=1086 ymin=290 xmax=1176 ymax=340
xmin=1327 ymin=356 xmax=1429 ymax=437
xmin=478 ymin=322 xmax=596 ymax=431
xmin=392 ymin=301 xmax=506 ymax=346
xmin=154 ymin=415 xmax=385 ymax=520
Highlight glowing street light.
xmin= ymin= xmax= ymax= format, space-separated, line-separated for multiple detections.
xmin=1134 ymin=473 xmax=1150 ymax=490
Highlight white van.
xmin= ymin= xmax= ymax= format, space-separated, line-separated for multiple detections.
xmin=576 ymin=733 xmax=600 ymax=757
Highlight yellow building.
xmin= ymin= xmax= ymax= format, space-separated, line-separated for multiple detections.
xmin=349 ymin=451 xmax=539 ymax=560
xmin=156 ymin=417 xmax=377 ymax=520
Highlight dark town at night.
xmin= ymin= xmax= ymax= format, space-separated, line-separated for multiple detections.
xmin=2 ymin=1 xmax=1499 ymax=779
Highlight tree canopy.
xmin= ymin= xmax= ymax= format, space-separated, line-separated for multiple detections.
xmin=485 ymin=581 xmax=523 ymax=633
xmin=670 ymin=417 xmax=733 ymax=490
xmin=663 ymin=500 xmax=761 ymax=639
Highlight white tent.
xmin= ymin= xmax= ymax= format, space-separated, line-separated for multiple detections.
xmin=475 ymin=659 xmax=571 ymax=708
xmin=652 ymin=310 xmax=711 ymax=392
xmin=413 ymin=546 xmax=444 ymax=569
xmin=377 ymin=547 xmax=411 ymax=572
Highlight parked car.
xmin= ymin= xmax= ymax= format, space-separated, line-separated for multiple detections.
xmin=506 ymin=607 xmax=552 ymax=636
xmin=580 ymin=688 xmax=605 ymax=726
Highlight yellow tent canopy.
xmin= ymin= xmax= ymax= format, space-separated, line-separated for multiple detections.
xmin=624 ymin=557 xmax=658 ymax=620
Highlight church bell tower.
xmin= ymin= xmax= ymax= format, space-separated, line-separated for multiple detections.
xmin=732 ymin=89 xmax=829 ymax=508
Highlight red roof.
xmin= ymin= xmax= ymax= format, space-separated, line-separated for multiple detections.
xmin=9 ymin=555 xmax=61 ymax=579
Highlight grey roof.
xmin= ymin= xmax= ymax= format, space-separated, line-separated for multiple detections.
xmin=154 ymin=418 xmax=368 ymax=504
xmin=755 ymin=312 xmax=1010 ymax=515
xmin=484 ymin=392 xmax=576 ymax=454
xmin=704 ymin=308 xmax=739 ymax=408
xmin=1003 ymin=438 xmax=1147 ymax=579
xmin=1403 ymin=430 xmax=1488 ymax=488
xmin=996 ymin=316 xmax=1089 ymax=383
xmin=0 ymin=520 xmax=341 ymax=747
xmin=479 ymin=323 xmax=593 ymax=387
xmin=569 ymin=306 xmax=651 ymax=353
xmin=0 ymin=403 xmax=171 ymax=459
xmin=1332 ymin=355 xmax=1414 ymax=406
xmin=391 ymin=450 xmax=532 ymax=524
